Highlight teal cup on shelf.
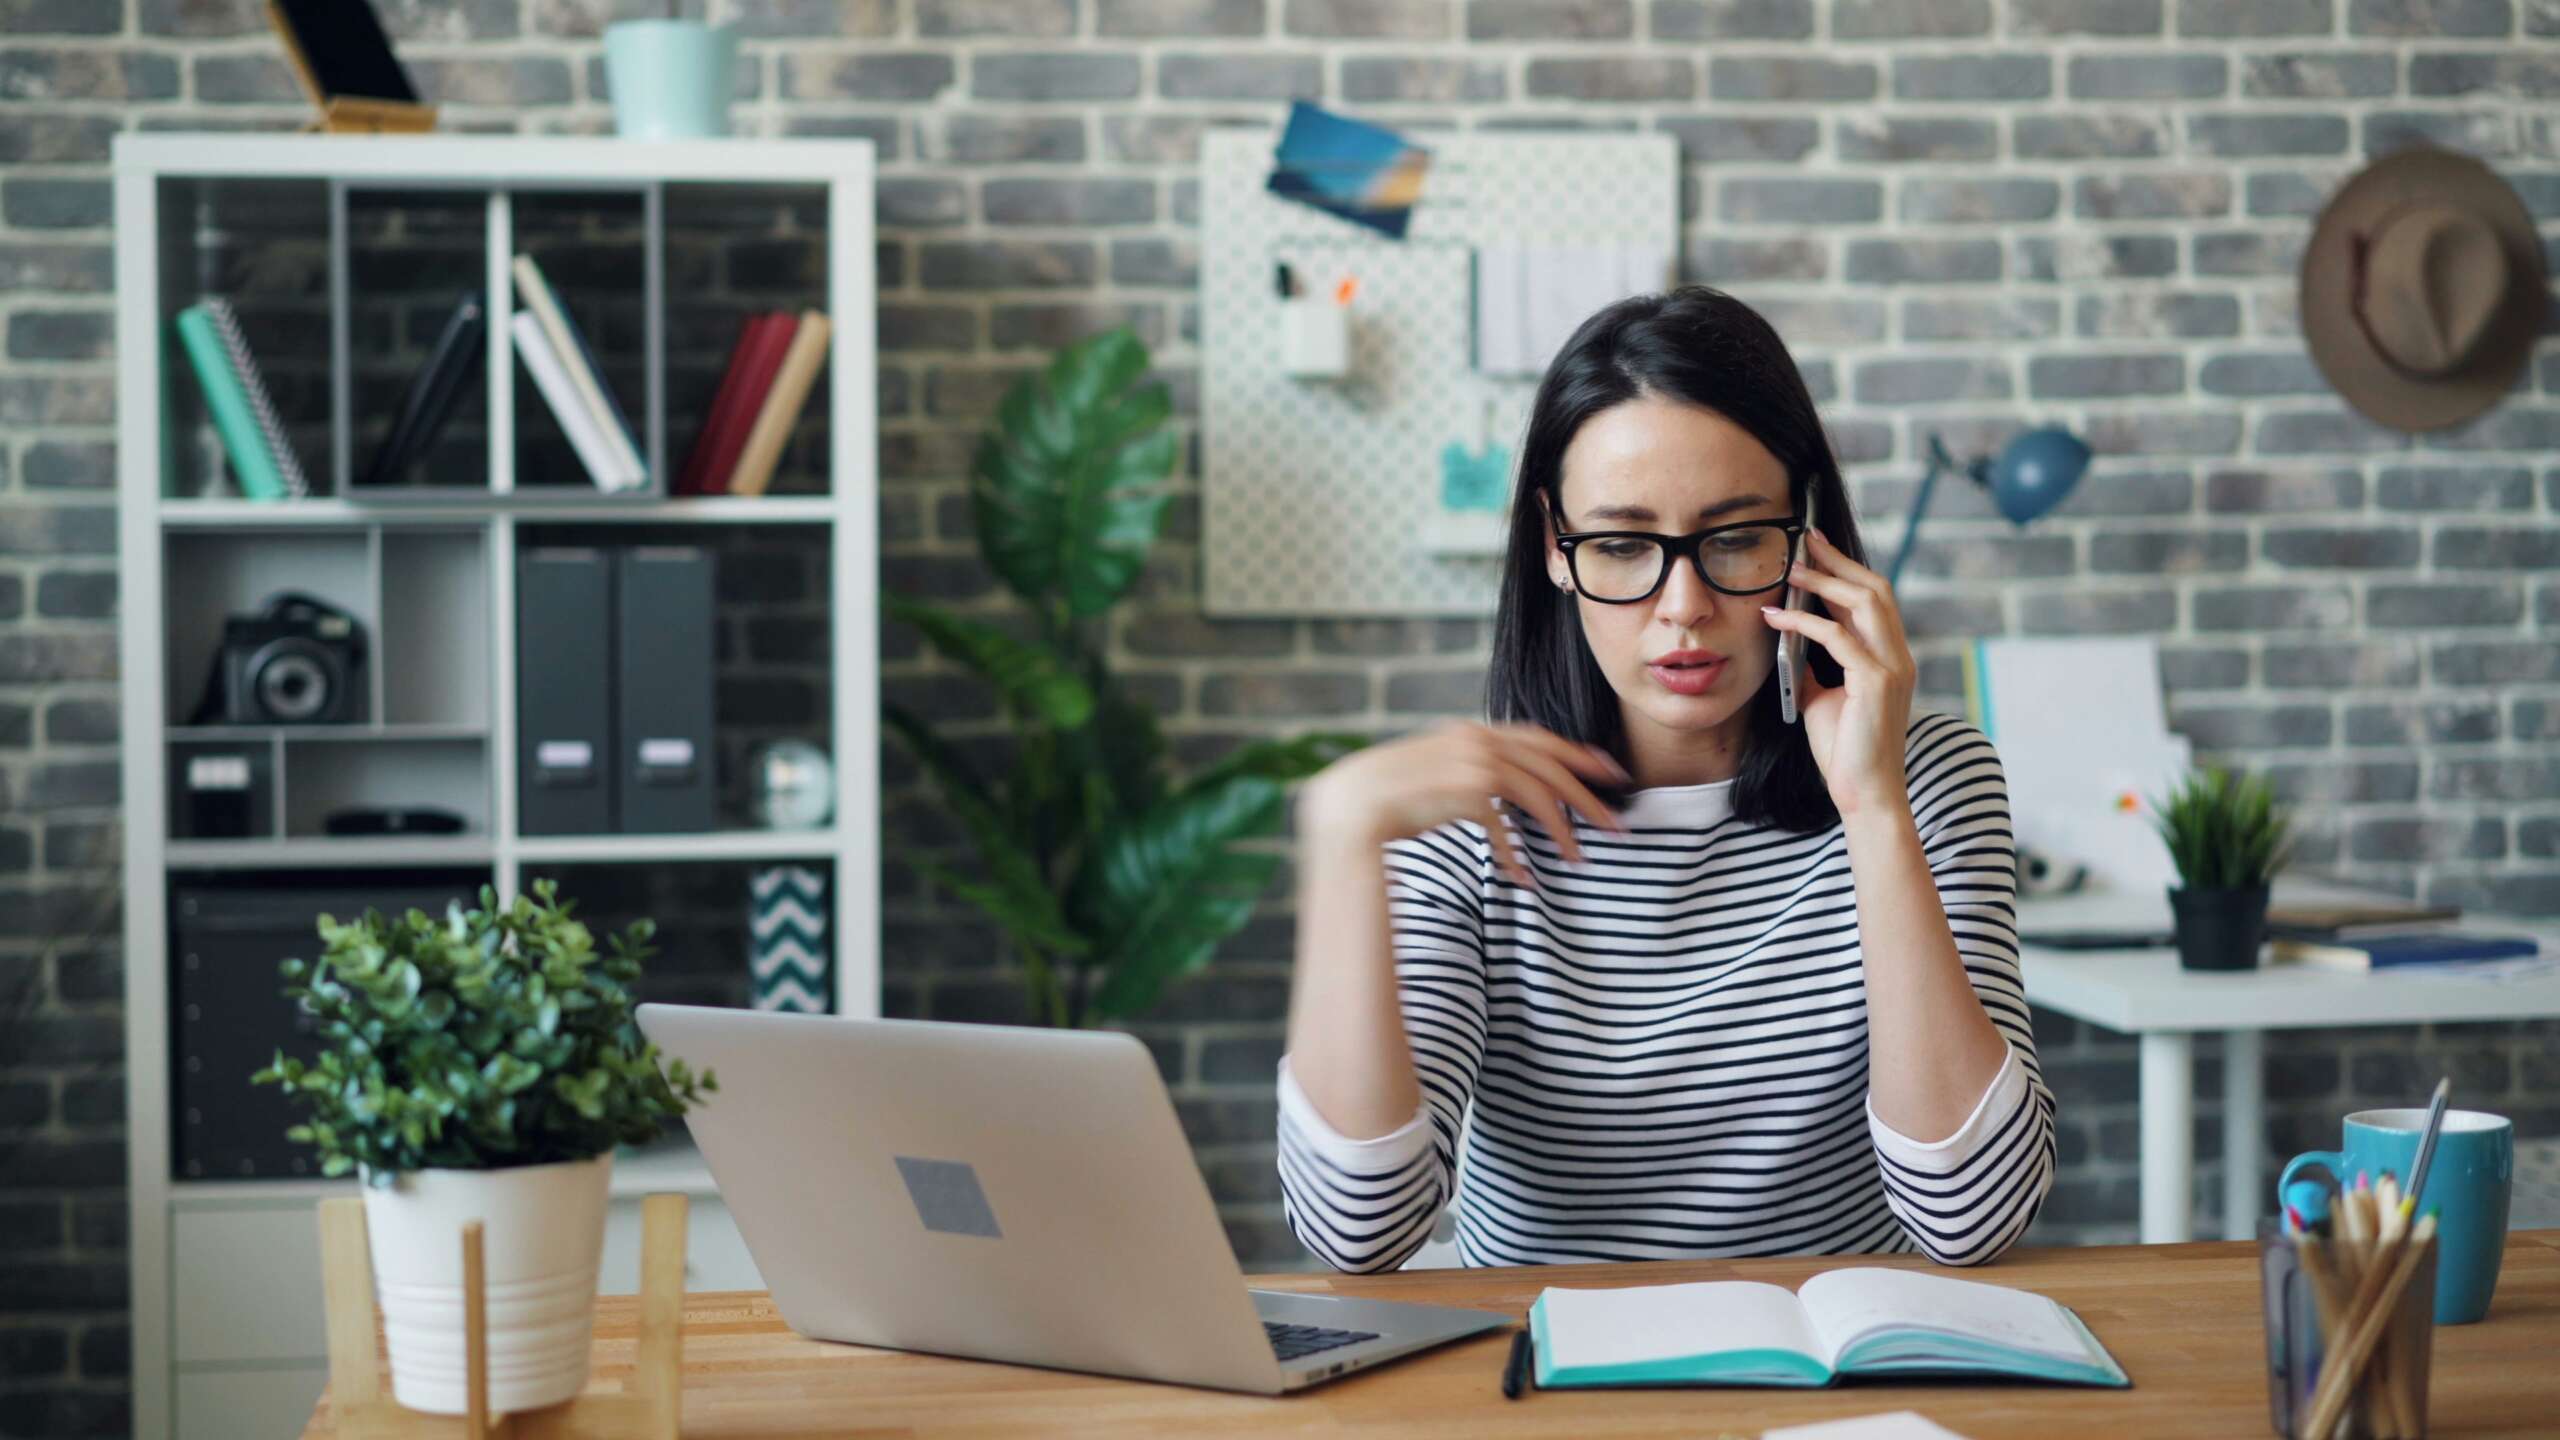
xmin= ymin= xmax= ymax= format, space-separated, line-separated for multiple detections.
xmin=602 ymin=19 xmax=736 ymax=140
xmin=2277 ymin=1107 xmax=2513 ymax=1325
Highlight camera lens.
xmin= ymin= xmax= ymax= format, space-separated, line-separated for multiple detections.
xmin=249 ymin=640 xmax=338 ymax=722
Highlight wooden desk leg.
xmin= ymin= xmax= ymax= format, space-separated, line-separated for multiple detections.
xmin=2139 ymin=1031 xmax=2195 ymax=1244
xmin=2222 ymin=1029 xmax=2265 ymax=1242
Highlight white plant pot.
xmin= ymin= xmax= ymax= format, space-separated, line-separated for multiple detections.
xmin=362 ymin=1153 xmax=612 ymax=1415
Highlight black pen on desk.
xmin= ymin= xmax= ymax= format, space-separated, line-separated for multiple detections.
xmin=1274 ymin=261 xmax=1296 ymax=300
xmin=1501 ymin=1328 xmax=1533 ymax=1399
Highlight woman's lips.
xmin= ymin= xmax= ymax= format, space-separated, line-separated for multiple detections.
xmin=1647 ymin=657 xmax=1724 ymax=696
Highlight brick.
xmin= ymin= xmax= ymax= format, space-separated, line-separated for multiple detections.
xmin=721 ymin=0 xmax=896 ymax=36
xmin=2363 ymin=110 xmax=2521 ymax=158
xmin=2517 ymin=700 xmax=2560 ymax=743
xmin=2412 ymin=54 xmax=2560 ymax=98
xmin=2193 ymin=584 xmax=2354 ymax=633
xmin=2430 ymin=406 xmax=2560 ymax=452
xmin=1 ymin=178 xmax=107 ymax=232
xmin=1683 ymin=238 xmax=1825 ymax=285
xmin=1900 ymin=178 xmax=2057 ymax=224
xmin=191 ymin=53 xmax=301 ymax=103
xmin=1852 ymin=357 xmax=2011 ymax=406
xmin=2170 ymin=703 xmax=2333 ymax=749
xmin=1285 ymin=0 xmax=1447 ymax=35
xmin=983 ymin=178 xmax=1155 ymax=228
xmin=2090 ymin=531 xmax=2247 ymax=574
xmin=927 ymin=114 xmax=1086 ymax=165
xmin=2433 ymin=758 xmax=2560 ymax=802
xmin=77 ymin=1321 xmax=128 ymax=1381
xmin=1903 ymin=296 xmax=2059 ymax=342
xmin=919 ymin=239 xmax=1097 ymax=290
xmin=2014 ymin=234 xmax=2180 ymax=283
xmin=2244 ymin=52 xmax=2397 ymax=99
xmin=1158 ymin=53 xmax=1322 ymax=101
xmin=2344 ymin=701 xmax=2503 ymax=748
xmin=1900 ymin=535 xmax=2072 ymax=581
xmin=1311 ymin=619 xmax=1481 ymax=656
xmin=2015 ymin=114 xmax=2168 ymax=160
xmin=5 ymin=311 xmax=110 ymax=363
xmin=2030 ymin=354 xmax=2182 ymax=399
xmin=1343 ymin=57 xmax=1505 ymax=103
xmin=1122 ymin=612 xmax=1295 ymax=659
xmin=0 ymin=114 xmax=117 ymax=167
xmin=60 ymin=1077 xmax=122 ymax=1128
xmin=2161 ymin=645 xmax=2250 ymax=690
xmin=1201 ymin=671 xmax=1370 ymax=717
xmin=2187 ymin=114 xmax=2350 ymax=158
xmin=777 ymin=114 xmax=903 ymax=155
xmin=406 ymin=57 xmax=571 ymax=106
xmin=0 ymin=703 xmax=26 ymax=748
xmin=2245 ymin=171 xmax=2342 ymax=217
xmin=2264 ymin=760 xmax=2420 ymax=805
xmin=2075 ymin=172 xmax=2231 ymax=219
xmin=1844 ymin=238 xmax=2000 ymax=285
xmin=925 ymin=365 xmax=1042 ymax=422
xmin=2178 ymin=0 xmax=2330 ymax=33
xmin=33 ymin=572 xmax=114 ymax=622
xmin=1526 ymin=58 xmax=1693 ymax=101
xmin=1653 ymin=0 xmax=1813 ymax=38
xmin=2262 ymin=526 xmax=2420 ymax=570
xmin=0 ymin=48 xmax=180 ymax=102
xmin=1708 ymin=56 xmax=1876 ymax=103
xmin=1832 ymin=0 xmax=1990 ymax=38
xmin=2433 ymin=640 xmax=2560 ymax=685
xmin=45 ymin=825 xmax=115 ymax=875
xmin=42 ymin=697 xmax=117 ymax=745
xmin=1893 ymin=54 xmax=2048 ymax=101
xmin=2076 ymin=293 xmax=2240 ymax=341
xmin=2068 ymin=53 xmax=2224 ymax=100
xmin=1 ymin=0 xmax=120 ymax=32
xmin=990 ymin=301 xmax=1166 ymax=352
xmin=2424 ymin=873 xmax=2560 ymax=918
xmin=1719 ymin=177 xmax=1879 ymax=225
xmin=2204 ymin=467 xmax=2363 ymax=513
xmin=791 ymin=51 xmax=959 ymax=102
xmin=2264 ymin=639 xmax=2421 ymax=687
xmin=1467 ymin=0 xmax=1633 ymax=38
xmin=2377 ymin=465 xmax=2534 ymax=511
xmin=2017 ymin=589 xmax=2177 ymax=635
xmin=2254 ymin=407 xmax=2409 ymax=455
xmin=918 ymin=0 xmax=1076 ymax=34
xmin=1658 ymin=121 xmax=1811 ymax=169
xmin=24 ymin=761 xmax=116 ymax=812
xmin=872 ymin=178 xmax=963 ymax=229
xmin=2434 ymin=527 xmax=2560 ymax=568
xmin=1110 ymin=238 xmax=1199 ymax=289
xmin=2011 ymin=0 xmax=2162 ymax=32
xmin=2198 ymin=351 xmax=2326 ymax=397
xmin=2350 ymin=0 xmax=2512 ymax=31
xmin=1384 ymin=669 xmax=1488 ymax=713
xmin=0 ymin=635 xmax=115 ymax=684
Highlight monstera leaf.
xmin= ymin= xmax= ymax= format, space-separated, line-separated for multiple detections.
xmin=883 ymin=590 xmax=1094 ymax=729
xmin=971 ymin=328 xmax=1178 ymax=618
xmin=1072 ymin=772 xmax=1291 ymax=1021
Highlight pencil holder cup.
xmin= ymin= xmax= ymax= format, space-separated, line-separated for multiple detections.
xmin=1280 ymin=297 xmax=1349 ymax=380
xmin=2259 ymin=1216 xmax=2438 ymax=1440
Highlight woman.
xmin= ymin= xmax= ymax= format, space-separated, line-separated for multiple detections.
xmin=1276 ymin=286 xmax=2054 ymax=1273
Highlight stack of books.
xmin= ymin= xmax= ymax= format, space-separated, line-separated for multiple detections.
xmin=512 ymin=254 xmax=647 ymax=493
xmin=173 ymin=298 xmax=311 ymax=502
xmin=2265 ymin=900 xmax=2541 ymax=972
xmin=675 ymin=308 xmax=832 ymax=498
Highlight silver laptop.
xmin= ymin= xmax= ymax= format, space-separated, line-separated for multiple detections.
xmin=637 ymin=1005 xmax=1509 ymax=1394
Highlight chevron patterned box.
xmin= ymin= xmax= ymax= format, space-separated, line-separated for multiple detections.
xmin=749 ymin=865 xmax=829 ymax=1013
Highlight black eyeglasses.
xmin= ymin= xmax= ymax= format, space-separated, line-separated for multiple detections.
xmin=1555 ymin=517 xmax=1806 ymax=604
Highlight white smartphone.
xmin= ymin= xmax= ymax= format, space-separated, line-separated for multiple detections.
xmin=1776 ymin=489 xmax=1818 ymax=725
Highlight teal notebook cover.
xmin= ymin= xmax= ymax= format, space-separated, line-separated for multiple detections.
xmin=1529 ymin=1270 xmax=2130 ymax=1392
xmin=174 ymin=305 xmax=287 ymax=501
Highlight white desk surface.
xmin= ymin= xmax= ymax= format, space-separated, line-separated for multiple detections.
xmin=2016 ymin=884 xmax=2560 ymax=1035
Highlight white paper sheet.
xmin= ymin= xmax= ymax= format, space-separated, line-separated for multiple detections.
xmin=1763 ymin=1412 xmax=1976 ymax=1440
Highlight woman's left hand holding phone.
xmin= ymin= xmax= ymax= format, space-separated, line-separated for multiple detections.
xmin=1758 ymin=528 xmax=1917 ymax=823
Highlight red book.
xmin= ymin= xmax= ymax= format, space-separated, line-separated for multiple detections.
xmin=679 ymin=312 xmax=797 ymax=495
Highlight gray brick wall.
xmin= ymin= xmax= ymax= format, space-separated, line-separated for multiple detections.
xmin=6 ymin=0 xmax=2560 ymax=1428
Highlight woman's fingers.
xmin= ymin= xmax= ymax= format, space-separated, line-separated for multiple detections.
xmin=1785 ymin=555 xmax=1908 ymax=653
xmin=1508 ymin=724 xmax=1634 ymax=786
xmin=1762 ymin=602 xmax=1884 ymax=677
xmin=1494 ymin=760 xmax=1587 ymax=867
xmin=1475 ymin=801 xmax=1532 ymax=889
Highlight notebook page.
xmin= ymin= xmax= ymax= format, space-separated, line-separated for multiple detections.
xmin=1539 ymin=1282 xmax=1821 ymax=1372
xmin=1796 ymin=1268 xmax=2088 ymax=1367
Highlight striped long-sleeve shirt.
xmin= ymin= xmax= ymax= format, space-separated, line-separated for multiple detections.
xmin=1276 ymin=710 xmax=2054 ymax=1273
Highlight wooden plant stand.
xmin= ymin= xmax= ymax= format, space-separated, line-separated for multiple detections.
xmin=317 ymin=1192 xmax=686 ymax=1440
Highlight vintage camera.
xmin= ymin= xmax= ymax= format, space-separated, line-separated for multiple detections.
xmin=198 ymin=592 xmax=367 ymax=726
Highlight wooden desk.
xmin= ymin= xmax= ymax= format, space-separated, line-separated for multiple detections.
xmin=308 ymin=1232 xmax=2560 ymax=1438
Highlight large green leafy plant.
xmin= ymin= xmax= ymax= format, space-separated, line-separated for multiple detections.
xmin=886 ymin=327 xmax=1362 ymax=1028
xmin=2151 ymin=766 xmax=2295 ymax=891
xmin=252 ymin=881 xmax=713 ymax=1181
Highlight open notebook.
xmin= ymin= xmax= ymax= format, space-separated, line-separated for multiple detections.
xmin=1529 ymin=1268 xmax=2128 ymax=1390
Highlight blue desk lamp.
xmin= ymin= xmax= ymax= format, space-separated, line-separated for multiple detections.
xmin=1886 ymin=426 xmax=2093 ymax=589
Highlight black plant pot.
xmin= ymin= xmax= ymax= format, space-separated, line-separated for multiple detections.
xmin=2168 ymin=885 xmax=2270 ymax=971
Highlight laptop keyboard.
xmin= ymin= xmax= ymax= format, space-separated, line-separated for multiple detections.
xmin=1265 ymin=1321 xmax=1380 ymax=1363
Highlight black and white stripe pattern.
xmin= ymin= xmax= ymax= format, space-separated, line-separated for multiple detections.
xmin=1277 ymin=710 xmax=2054 ymax=1273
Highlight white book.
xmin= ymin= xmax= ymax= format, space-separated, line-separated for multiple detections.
xmin=511 ymin=311 xmax=636 ymax=492
xmin=511 ymin=254 xmax=646 ymax=486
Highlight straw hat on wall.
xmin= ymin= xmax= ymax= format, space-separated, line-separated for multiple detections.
xmin=2299 ymin=146 xmax=2549 ymax=433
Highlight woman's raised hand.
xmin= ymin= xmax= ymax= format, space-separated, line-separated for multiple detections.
xmin=1298 ymin=722 xmax=1629 ymax=888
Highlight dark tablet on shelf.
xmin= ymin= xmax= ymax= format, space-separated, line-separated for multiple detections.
xmin=267 ymin=0 xmax=419 ymax=106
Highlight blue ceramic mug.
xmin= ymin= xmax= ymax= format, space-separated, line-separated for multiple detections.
xmin=602 ymin=20 xmax=736 ymax=140
xmin=2277 ymin=1107 xmax=2513 ymax=1325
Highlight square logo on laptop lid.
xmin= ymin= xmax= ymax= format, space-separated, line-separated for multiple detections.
xmin=894 ymin=1155 xmax=1003 ymax=1239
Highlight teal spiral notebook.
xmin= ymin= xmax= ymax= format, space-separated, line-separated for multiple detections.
xmin=1529 ymin=1267 xmax=2129 ymax=1390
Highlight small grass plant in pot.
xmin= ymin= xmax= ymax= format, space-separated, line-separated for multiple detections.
xmin=2151 ymin=767 xmax=2295 ymax=971
xmin=253 ymin=881 xmax=713 ymax=1415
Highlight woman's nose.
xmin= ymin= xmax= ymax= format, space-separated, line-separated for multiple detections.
xmin=1653 ymin=548 xmax=1718 ymax=625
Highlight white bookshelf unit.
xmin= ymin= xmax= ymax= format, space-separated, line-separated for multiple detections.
xmin=112 ymin=134 xmax=881 ymax=1440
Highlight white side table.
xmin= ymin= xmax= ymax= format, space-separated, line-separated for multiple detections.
xmin=2018 ymin=890 xmax=2560 ymax=1244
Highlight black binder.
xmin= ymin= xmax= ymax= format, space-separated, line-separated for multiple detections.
xmin=517 ymin=547 xmax=615 ymax=834
xmin=360 ymin=292 xmax=483 ymax=486
xmin=615 ymin=546 xmax=717 ymax=833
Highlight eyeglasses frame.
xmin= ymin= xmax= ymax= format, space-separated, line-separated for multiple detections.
xmin=1553 ymin=515 xmax=1809 ymax=605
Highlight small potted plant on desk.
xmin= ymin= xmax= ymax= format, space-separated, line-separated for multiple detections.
xmin=254 ymin=881 xmax=714 ymax=1416
xmin=2152 ymin=766 xmax=2295 ymax=971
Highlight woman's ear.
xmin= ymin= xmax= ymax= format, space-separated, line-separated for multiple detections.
xmin=1539 ymin=491 xmax=1572 ymax=591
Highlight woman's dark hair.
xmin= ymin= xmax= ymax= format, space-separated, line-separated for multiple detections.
xmin=1486 ymin=285 xmax=1868 ymax=834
